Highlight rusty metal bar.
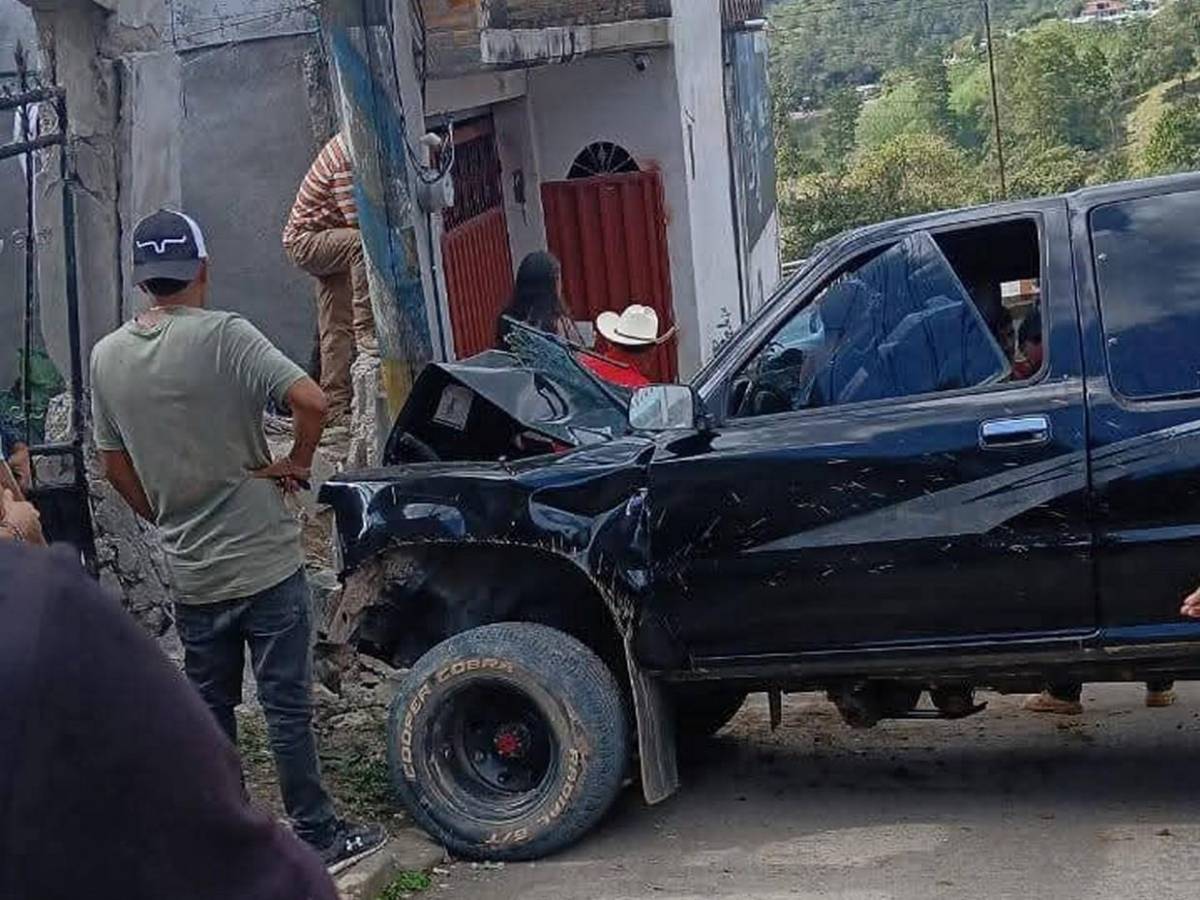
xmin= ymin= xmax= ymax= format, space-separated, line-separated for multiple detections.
xmin=0 ymin=132 xmax=64 ymax=162
xmin=721 ymin=0 xmax=764 ymax=29
xmin=56 ymin=92 xmax=85 ymax=450
xmin=17 ymin=45 xmax=35 ymax=451
xmin=0 ymin=84 xmax=63 ymax=112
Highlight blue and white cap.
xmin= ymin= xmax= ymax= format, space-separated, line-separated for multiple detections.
xmin=132 ymin=208 xmax=208 ymax=285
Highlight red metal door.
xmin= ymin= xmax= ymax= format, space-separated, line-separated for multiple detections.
xmin=542 ymin=171 xmax=677 ymax=383
xmin=440 ymin=119 xmax=514 ymax=359
xmin=442 ymin=208 xmax=513 ymax=358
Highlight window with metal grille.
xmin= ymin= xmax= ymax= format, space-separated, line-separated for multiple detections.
xmin=442 ymin=131 xmax=503 ymax=232
xmin=568 ymin=142 xmax=639 ymax=180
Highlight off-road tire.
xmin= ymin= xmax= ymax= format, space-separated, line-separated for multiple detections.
xmin=674 ymin=688 xmax=748 ymax=739
xmin=387 ymin=623 xmax=629 ymax=861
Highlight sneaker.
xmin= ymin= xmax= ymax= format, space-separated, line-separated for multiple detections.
xmin=1146 ymin=689 xmax=1177 ymax=709
xmin=317 ymin=820 xmax=387 ymax=875
xmin=1022 ymin=691 xmax=1083 ymax=715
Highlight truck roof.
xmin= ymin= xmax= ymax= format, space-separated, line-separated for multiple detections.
xmin=833 ymin=171 xmax=1200 ymax=248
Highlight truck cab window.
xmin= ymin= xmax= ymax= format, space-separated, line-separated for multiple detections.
xmin=1091 ymin=189 xmax=1200 ymax=400
xmin=730 ymin=230 xmax=1022 ymax=419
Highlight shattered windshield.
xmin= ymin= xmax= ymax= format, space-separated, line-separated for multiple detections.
xmin=732 ymin=232 xmax=1010 ymax=417
xmin=501 ymin=322 xmax=632 ymax=438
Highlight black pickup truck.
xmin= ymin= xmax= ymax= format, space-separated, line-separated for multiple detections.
xmin=320 ymin=173 xmax=1200 ymax=860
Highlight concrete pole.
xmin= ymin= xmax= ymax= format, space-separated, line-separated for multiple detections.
xmin=319 ymin=0 xmax=441 ymax=463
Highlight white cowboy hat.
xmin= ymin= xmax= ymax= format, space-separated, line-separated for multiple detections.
xmin=596 ymin=305 xmax=674 ymax=347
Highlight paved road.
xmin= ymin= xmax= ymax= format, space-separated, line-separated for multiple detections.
xmin=432 ymin=685 xmax=1200 ymax=900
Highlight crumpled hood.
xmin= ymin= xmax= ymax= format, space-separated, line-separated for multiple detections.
xmin=320 ymin=438 xmax=658 ymax=573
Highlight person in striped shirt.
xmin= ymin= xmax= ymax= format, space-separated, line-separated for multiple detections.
xmin=283 ymin=134 xmax=376 ymax=425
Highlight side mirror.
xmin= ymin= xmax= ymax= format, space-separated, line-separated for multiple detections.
xmin=629 ymin=384 xmax=701 ymax=432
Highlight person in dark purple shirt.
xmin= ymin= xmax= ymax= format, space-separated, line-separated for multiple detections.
xmin=0 ymin=542 xmax=338 ymax=900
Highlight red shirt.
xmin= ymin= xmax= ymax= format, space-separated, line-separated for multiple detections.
xmin=579 ymin=353 xmax=651 ymax=389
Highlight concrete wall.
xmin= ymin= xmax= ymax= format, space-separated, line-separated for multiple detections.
xmin=746 ymin=209 xmax=781 ymax=313
xmin=0 ymin=3 xmax=37 ymax=73
xmin=179 ymin=33 xmax=326 ymax=366
xmin=425 ymin=0 xmax=673 ymax=77
xmin=171 ymin=0 xmax=317 ymax=50
xmin=668 ymin=0 xmax=741 ymax=370
xmin=492 ymin=93 xmax=545 ymax=270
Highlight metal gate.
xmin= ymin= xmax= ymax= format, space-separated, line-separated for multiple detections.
xmin=443 ymin=207 xmax=514 ymax=358
xmin=2 ymin=51 xmax=96 ymax=566
xmin=542 ymin=170 xmax=677 ymax=383
xmin=440 ymin=120 xmax=514 ymax=359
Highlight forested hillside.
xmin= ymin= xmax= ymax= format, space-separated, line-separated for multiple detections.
xmin=770 ymin=0 xmax=1200 ymax=258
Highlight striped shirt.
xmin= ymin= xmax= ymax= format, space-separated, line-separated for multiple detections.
xmin=283 ymin=135 xmax=358 ymax=244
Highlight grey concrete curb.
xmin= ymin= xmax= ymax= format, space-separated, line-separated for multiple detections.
xmin=336 ymin=829 xmax=447 ymax=900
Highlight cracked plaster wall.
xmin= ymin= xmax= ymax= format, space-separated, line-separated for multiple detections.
xmin=18 ymin=0 xmax=334 ymax=631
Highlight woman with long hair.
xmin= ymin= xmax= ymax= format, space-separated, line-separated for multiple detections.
xmin=496 ymin=251 xmax=575 ymax=348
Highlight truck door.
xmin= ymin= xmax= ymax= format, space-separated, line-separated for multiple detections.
xmin=645 ymin=205 xmax=1094 ymax=663
xmin=1079 ymin=182 xmax=1200 ymax=643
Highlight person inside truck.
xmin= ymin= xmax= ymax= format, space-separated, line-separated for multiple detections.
xmin=994 ymin=308 xmax=1017 ymax=362
xmin=1012 ymin=309 xmax=1044 ymax=381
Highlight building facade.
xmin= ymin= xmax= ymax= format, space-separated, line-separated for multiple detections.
xmin=13 ymin=0 xmax=780 ymax=390
xmin=421 ymin=0 xmax=780 ymax=377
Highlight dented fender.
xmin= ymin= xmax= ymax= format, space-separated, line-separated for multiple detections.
xmin=318 ymin=437 xmax=682 ymax=803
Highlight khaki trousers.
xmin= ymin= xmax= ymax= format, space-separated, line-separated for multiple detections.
xmin=285 ymin=228 xmax=376 ymax=417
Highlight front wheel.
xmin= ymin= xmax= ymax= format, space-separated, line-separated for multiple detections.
xmin=388 ymin=623 xmax=630 ymax=861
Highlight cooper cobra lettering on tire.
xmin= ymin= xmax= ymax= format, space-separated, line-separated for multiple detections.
xmin=388 ymin=623 xmax=629 ymax=861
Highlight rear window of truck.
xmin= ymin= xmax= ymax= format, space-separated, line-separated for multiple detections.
xmin=1091 ymin=189 xmax=1200 ymax=401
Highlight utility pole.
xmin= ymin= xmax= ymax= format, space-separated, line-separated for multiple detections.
xmin=981 ymin=0 xmax=1008 ymax=200
xmin=319 ymin=0 xmax=440 ymax=464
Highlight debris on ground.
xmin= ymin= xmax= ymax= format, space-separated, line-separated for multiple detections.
xmin=239 ymin=651 xmax=404 ymax=828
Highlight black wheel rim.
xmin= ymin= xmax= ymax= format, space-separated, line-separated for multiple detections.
xmin=424 ymin=680 xmax=559 ymax=824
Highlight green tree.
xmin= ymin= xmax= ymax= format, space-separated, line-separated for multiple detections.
xmin=913 ymin=51 xmax=953 ymax=136
xmin=1009 ymin=142 xmax=1092 ymax=197
xmin=823 ymin=87 xmax=863 ymax=170
xmin=848 ymin=132 xmax=985 ymax=221
xmin=856 ymin=80 xmax=933 ymax=151
xmin=1005 ymin=23 xmax=1108 ymax=150
xmin=1141 ymin=98 xmax=1200 ymax=175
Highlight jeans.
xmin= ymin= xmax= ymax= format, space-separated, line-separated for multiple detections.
xmin=175 ymin=569 xmax=337 ymax=846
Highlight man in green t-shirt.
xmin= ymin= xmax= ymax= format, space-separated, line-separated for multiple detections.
xmin=90 ymin=209 xmax=384 ymax=873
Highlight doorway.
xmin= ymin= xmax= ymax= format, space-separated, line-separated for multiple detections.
xmin=542 ymin=154 xmax=677 ymax=383
xmin=441 ymin=117 xmax=514 ymax=359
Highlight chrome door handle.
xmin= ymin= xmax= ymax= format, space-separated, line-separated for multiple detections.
xmin=980 ymin=415 xmax=1051 ymax=449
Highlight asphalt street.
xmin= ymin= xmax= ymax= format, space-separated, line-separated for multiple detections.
xmin=432 ymin=684 xmax=1200 ymax=900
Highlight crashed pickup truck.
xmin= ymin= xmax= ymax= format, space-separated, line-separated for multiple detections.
xmin=320 ymin=173 xmax=1200 ymax=860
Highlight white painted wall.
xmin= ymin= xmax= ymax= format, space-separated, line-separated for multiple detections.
xmin=668 ymin=0 xmax=741 ymax=372
xmin=492 ymin=94 xmax=546 ymax=273
xmin=746 ymin=209 xmax=782 ymax=314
